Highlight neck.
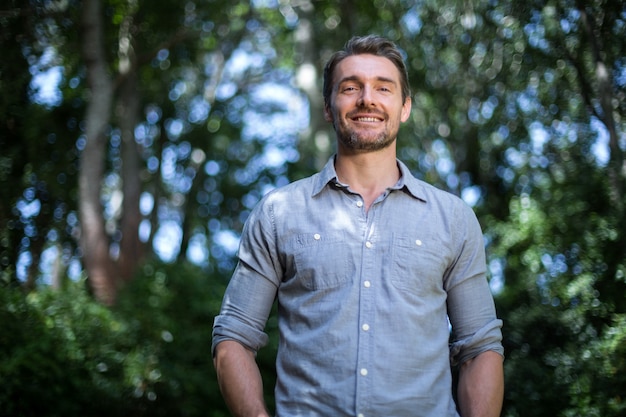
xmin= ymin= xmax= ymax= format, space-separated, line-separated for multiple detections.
xmin=334 ymin=146 xmax=400 ymax=210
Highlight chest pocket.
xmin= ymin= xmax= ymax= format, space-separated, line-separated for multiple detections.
xmin=390 ymin=235 xmax=449 ymax=296
xmin=291 ymin=232 xmax=350 ymax=290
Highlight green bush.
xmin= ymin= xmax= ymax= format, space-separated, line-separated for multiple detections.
xmin=114 ymin=261 xmax=232 ymax=417
xmin=0 ymin=260 xmax=268 ymax=416
xmin=0 ymin=281 xmax=130 ymax=416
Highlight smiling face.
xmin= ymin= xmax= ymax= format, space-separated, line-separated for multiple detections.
xmin=324 ymin=54 xmax=412 ymax=153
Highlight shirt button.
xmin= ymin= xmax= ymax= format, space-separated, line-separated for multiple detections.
xmin=365 ymin=241 xmax=372 ymax=248
xmin=314 ymin=233 xmax=321 ymax=240
xmin=363 ymin=280 xmax=371 ymax=288
xmin=415 ymin=239 xmax=422 ymax=246
xmin=358 ymin=414 xmax=365 ymax=417
xmin=356 ymin=201 xmax=363 ymax=208
xmin=362 ymin=323 xmax=370 ymax=331
xmin=360 ymin=368 xmax=368 ymax=376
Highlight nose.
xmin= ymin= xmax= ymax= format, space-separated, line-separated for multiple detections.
xmin=358 ymin=86 xmax=375 ymax=107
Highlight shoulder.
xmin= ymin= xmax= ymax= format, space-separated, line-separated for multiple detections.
xmin=398 ymin=160 xmax=465 ymax=207
xmin=248 ymin=173 xmax=321 ymax=221
xmin=401 ymin=171 xmax=480 ymax=232
xmin=422 ymin=181 xmax=470 ymax=212
xmin=262 ymin=174 xmax=317 ymax=204
xmin=404 ymin=172 xmax=471 ymax=213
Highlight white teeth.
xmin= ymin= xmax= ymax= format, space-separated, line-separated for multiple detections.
xmin=356 ymin=117 xmax=379 ymax=122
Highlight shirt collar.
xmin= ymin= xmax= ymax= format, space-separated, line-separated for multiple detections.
xmin=312 ymin=155 xmax=428 ymax=202
xmin=396 ymin=159 xmax=428 ymax=202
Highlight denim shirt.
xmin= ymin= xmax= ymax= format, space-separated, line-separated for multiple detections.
xmin=212 ymin=157 xmax=504 ymax=417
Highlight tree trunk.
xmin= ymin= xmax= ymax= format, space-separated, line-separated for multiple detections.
xmin=117 ymin=71 xmax=144 ymax=281
xmin=79 ymin=0 xmax=117 ymax=305
xmin=117 ymin=11 xmax=145 ymax=281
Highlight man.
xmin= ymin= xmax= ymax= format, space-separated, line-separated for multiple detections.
xmin=212 ymin=35 xmax=504 ymax=417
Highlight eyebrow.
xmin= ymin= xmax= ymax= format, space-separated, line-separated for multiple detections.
xmin=338 ymin=75 xmax=397 ymax=85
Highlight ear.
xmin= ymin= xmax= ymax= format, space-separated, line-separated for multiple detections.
xmin=324 ymin=103 xmax=334 ymax=123
xmin=400 ymin=97 xmax=412 ymax=123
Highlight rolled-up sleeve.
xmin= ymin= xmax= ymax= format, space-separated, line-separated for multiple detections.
xmin=446 ymin=203 xmax=504 ymax=367
xmin=449 ymin=318 xmax=503 ymax=367
xmin=211 ymin=197 xmax=280 ymax=356
xmin=211 ymin=264 xmax=277 ymax=354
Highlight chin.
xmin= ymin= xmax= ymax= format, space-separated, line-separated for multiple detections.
xmin=340 ymin=134 xmax=395 ymax=152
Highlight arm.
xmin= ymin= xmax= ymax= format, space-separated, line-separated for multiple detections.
xmin=446 ymin=203 xmax=504 ymax=416
xmin=457 ymin=350 xmax=504 ymax=417
xmin=214 ymin=340 xmax=270 ymax=417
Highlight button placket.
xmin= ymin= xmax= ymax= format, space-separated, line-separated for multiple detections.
xmin=356 ymin=214 xmax=377 ymax=416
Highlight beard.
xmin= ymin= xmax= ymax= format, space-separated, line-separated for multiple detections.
xmin=332 ymin=108 xmax=398 ymax=152
xmin=336 ymin=127 xmax=396 ymax=151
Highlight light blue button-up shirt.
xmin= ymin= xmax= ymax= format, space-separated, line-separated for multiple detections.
xmin=212 ymin=156 xmax=503 ymax=417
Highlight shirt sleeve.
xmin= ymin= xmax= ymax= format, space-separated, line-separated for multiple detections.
xmin=445 ymin=202 xmax=504 ymax=367
xmin=211 ymin=196 xmax=281 ymax=356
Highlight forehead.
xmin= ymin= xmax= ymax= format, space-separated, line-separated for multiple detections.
xmin=334 ymin=54 xmax=401 ymax=84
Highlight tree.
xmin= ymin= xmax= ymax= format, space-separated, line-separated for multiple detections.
xmin=79 ymin=0 xmax=118 ymax=305
xmin=484 ymin=1 xmax=626 ymax=415
xmin=0 ymin=4 xmax=37 ymax=286
xmin=1 ymin=0 xmax=297 ymax=304
xmin=74 ymin=0 xmax=298 ymax=304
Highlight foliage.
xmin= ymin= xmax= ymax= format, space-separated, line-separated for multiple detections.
xmin=0 ymin=261 xmax=246 ymax=416
xmin=113 ymin=261 xmax=231 ymax=416
xmin=0 ymin=280 xmax=133 ymax=416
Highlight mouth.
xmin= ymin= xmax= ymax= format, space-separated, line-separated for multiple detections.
xmin=353 ymin=116 xmax=383 ymax=122
xmin=350 ymin=112 xmax=385 ymax=123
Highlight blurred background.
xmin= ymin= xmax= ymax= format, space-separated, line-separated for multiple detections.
xmin=1 ymin=0 xmax=625 ymax=416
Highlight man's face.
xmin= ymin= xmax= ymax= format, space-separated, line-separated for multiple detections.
xmin=324 ymin=54 xmax=411 ymax=152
